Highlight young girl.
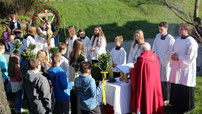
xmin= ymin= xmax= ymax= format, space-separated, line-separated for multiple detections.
xmin=90 ymin=26 xmax=107 ymax=64
xmin=37 ymin=50 xmax=51 ymax=79
xmin=78 ymin=29 xmax=91 ymax=61
xmin=66 ymin=26 xmax=78 ymax=58
xmin=128 ymin=30 xmax=144 ymax=64
xmin=69 ymin=39 xmax=85 ymax=114
xmin=8 ymin=54 xmax=23 ymax=113
xmin=37 ymin=50 xmax=55 ymax=111
xmin=1 ymin=25 xmax=11 ymax=52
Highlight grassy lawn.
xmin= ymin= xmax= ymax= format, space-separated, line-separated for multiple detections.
xmin=1 ymin=0 xmax=202 ymax=42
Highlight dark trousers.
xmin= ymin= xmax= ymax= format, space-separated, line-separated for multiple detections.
xmin=161 ymin=82 xmax=171 ymax=101
xmin=70 ymin=90 xmax=78 ymax=114
xmin=56 ymin=101 xmax=69 ymax=114
xmin=81 ymin=105 xmax=101 ymax=114
xmin=113 ymin=72 xmax=121 ymax=78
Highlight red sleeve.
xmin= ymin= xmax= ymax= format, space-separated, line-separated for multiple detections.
xmin=7 ymin=32 xmax=10 ymax=42
xmin=1 ymin=32 xmax=5 ymax=41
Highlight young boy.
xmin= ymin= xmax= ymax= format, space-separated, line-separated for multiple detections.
xmin=58 ymin=42 xmax=69 ymax=74
xmin=48 ymin=53 xmax=74 ymax=114
xmin=0 ymin=43 xmax=9 ymax=92
xmin=152 ymin=22 xmax=175 ymax=104
xmin=110 ymin=36 xmax=126 ymax=78
xmin=78 ymin=29 xmax=91 ymax=61
xmin=23 ymin=59 xmax=52 ymax=114
xmin=74 ymin=61 xmax=102 ymax=114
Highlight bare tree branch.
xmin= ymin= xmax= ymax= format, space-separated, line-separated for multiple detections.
xmin=163 ymin=0 xmax=193 ymax=25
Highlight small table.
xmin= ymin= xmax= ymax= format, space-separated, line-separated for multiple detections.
xmin=104 ymin=78 xmax=132 ymax=114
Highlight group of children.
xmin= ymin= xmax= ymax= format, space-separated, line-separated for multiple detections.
xmin=0 ymin=13 xmax=201 ymax=114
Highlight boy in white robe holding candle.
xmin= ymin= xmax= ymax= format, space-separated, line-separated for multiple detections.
xmin=152 ymin=22 xmax=175 ymax=104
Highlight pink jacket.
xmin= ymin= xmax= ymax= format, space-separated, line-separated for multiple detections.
xmin=1 ymin=32 xmax=10 ymax=42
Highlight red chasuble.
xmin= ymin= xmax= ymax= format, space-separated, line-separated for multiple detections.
xmin=130 ymin=50 xmax=164 ymax=114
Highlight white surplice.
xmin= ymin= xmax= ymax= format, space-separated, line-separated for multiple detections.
xmin=110 ymin=47 xmax=127 ymax=72
xmin=169 ymin=36 xmax=198 ymax=87
xmin=152 ymin=33 xmax=175 ymax=82
xmin=127 ymin=43 xmax=142 ymax=64
xmin=66 ymin=35 xmax=78 ymax=59
xmin=89 ymin=36 xmax=107 ymax=60
xmin=79 ymin=36 xmax=91 ymax=61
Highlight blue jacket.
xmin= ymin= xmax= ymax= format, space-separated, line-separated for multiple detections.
xmin=0 ymin=54 xmax=9 ymax=82
xmin=74 ymin=75 xmax=102 ymax=111
xmin=47 ymin=66 xmax=73 ymax=102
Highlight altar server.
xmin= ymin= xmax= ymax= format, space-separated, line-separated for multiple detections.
xmin=170 ymin=23 xmax=198 ymax=113
xmin=66 ymin=26 xmax=78 ymax=58
xmin=78 ymin=29 xmax=91 ymax=61
xmin=110 ymin=36 xmax=126 ymax=78
xmin=128 ymin=30 xmax=144 ymax=64
xmin=152 ymin=22 xmax=175 ymax=103
xmin=89 ymin=26 xmax=107 ymax=64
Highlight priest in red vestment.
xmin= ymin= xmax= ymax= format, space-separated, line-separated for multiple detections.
xmin=130 ymin=42 xmax=164 ymax=114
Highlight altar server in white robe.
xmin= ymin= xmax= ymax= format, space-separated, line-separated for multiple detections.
xmin=78 ymin=29 xmax=91 ymax=61
xmin=128 ymin=30 xmax=144 ymax=64
xmin=152 ymin=22 xmax=175 ymax=103
xmin=170 ymin=23 xmax=198 ymax=113
xmin=66 ymin=26 xmax=78 ymax=59
xmin=89 ymin=26 xmax=107 ymax=65
xmin=110 ymin=36 xmax=126 ymax=78
xmin=23 ymin=26 xmax=37 ymax=53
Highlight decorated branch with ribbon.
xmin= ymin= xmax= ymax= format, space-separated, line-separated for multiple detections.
xmin=94 ymin=53 xmax=112 ymax=105
xmin=72 ymin=54 xmax=85 ymax=81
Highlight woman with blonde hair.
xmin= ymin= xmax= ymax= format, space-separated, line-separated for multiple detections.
xmin=128 ymin=29 xmax=144 ymax=63
xmin=90 ymin=25 xmax=107 ymax=64
xmin=37 ymin=50 xmax=51 ymax=79
xmin=66 ymin=25 xmax=78 ymax=58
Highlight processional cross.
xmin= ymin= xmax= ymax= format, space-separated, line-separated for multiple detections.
xmin=38 ymin=9 xmax=55 ymax=24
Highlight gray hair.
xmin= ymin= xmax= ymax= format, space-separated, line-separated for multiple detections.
xmin=140 ymin=42 xmax=151 ymax=51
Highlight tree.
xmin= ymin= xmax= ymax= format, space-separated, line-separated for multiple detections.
xmin=194 ymin=0 xmax=200 ymax=18
xmin=164 ymin=0 xmax=202 ymax=42
xmin=0 ymin=71 xmax=11 ymax=114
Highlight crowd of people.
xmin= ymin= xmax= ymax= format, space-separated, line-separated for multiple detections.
xmin=0 ymin=14 xmax=201 ymax=114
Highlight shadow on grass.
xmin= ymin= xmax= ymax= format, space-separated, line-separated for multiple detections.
xmin=59 ymin=20 xmax=179 ymax=42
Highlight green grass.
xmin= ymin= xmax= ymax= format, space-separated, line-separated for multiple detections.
xmin=1 ymin=0 xmax=202 ymax=42
xmin=44 ymin=0 xmax=202 ymax=42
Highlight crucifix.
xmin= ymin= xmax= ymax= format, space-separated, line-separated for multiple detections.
xmin=38 ymin=9 xmax=55 ymax=24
